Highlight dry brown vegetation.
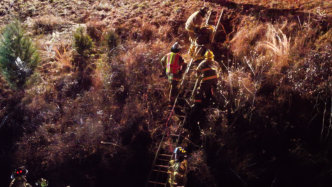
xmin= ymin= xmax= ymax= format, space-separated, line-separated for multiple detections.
xmin=33 ymin=15 xmax=68 ymax=34
xmin=0 ymin=0 xmax=331 ymax=186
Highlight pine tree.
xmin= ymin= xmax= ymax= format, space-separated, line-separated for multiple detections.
xmin=73 ymin=27 xmax=93 ymax=57
xmin=0 ymin=21 xmax=39 ymax=89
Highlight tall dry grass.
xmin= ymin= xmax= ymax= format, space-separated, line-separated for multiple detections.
xmin=33 ymin=15 xmax=66 ymax=34
xmin=230 ymin=17 xmax=266 ymax=58
xmin=256 ymin=23 xmax=290 ymax=74
xmin=54 ymin=43 xmax=73 ymax=71
xmin=3 ymin=0 xmax=331 ymax=186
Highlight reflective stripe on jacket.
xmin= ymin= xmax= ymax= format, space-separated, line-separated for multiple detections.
xmin=196 ymin=59 xmax=219 ymax=82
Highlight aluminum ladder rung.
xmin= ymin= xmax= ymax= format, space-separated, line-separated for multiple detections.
xmin=158 ymin=158 xmax=170 ymax=162
xmin=152 ymin=169 xmax=168 ymax=173
xmin=148 ymin=180 xmax=167 ymax=186
xmin=155 ymin=165 xmax=169 ymax=168
xmin=159 ymin=154 xmax=172 ymax=157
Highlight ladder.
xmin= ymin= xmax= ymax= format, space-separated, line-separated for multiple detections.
xmin=146 ymin=58 xmax=199 ymax=186
xmin=146 ymin=28 xmax=207 ymax=187
xmin=146 ymin=122 xmax=185 ymax=187
xmin=205 ymin=9 xmax=225 ymax=43
xmin=205 ymin=10 xmax=218 ymax=26
xmin=146 ymin=10 xmax=226 ymax=184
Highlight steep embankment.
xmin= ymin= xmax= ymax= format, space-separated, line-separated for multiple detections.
xmin=0 ymin=0 xmax=331 ymax=186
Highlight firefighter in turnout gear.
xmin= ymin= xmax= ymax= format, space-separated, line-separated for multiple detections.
xmin=35 ymin=178 xmax=48 ymax=187
xmin=9 ymin=166 xmax=32 ymax=187
xmin=191 ymin=25 xmax=214 ymax=67
xmin=160 ymin=42 xmax=186 ymax=114
xmin=185 ymin=7 xmax=209 ymax=57
xmin=193 ymin=50 xmax=219 ymax=107
xmin=184 ymin=50 xmax=219 ymax=149
xmin=168 ymin=147 xmax=188 ymax=187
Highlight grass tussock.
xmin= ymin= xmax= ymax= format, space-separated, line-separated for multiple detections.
xmin=33 ymin=15 xmax=66 ymax=34
xmin=230 ymin=17 xmax=266 ymax=58
xmin=256 ymin=23 xmax=290 ymax=74
xmin=54 ymin=43 xmax=73 ymax=71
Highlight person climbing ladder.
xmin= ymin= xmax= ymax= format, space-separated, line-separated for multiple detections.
xmin=192 ymin=50 xmax=219 ymax=108
xmin=185 ymin=7 xmax=209 ymax=57
xmin=168 ymin=147 xmax=188 ymax=187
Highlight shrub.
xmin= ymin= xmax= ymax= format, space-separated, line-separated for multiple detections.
xmin=86 ymin=21 xmax=106 ymax=41
xmin=104 ymin=30 xmax=120 ymax=53
xmin=73 ymin=27 xmax=93 ymax=57
xmin=0 ymin=21 xmax=39 ymax=89
xmin=141 ymin=24 xmax=154 ymax=42
xmin=92 ymin=58 xmax=111 ymax=89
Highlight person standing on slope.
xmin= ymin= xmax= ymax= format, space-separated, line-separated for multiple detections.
xmin=160 ymin=42 xmax=187 ymax=114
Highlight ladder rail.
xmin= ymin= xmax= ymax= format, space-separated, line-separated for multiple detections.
xmin=205 ymin=10 xmax=213 ymax=26
xmin=147 ymin=18 xmax=209 ymax=186
xmin=211 ymin=9 xmax=224 ymax=43
xmin=165 ymin=116 xmax=189 ymax=187
xmin=146 ymin=131 xmax=167 ymax=187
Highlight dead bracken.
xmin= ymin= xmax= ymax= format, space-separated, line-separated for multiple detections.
xmin=0 ymin=0 xmax=331 ymax=187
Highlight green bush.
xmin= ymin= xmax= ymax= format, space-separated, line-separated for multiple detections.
xmin=105 ymin=30 xmax=120 ymax=51
xmin=73 ymin=27 xmax=93 ymax=57
xmin=0 ymin=21 xmax=39 ymax=89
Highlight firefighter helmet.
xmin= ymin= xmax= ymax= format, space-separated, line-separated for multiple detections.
xmin=171 ymin=42 xmax=181 ymax=53
xmin=205 ymin=50 xmax=214 ymax=60
xmin=207 ymin=25 xmax=215 ymax=32
xmin=200 ymin=7 xmax=208 ymax=15
xmin=11 ymin=166 xmax=28 ymax=179
xmin=174 ymin=147 xmax=187 ymax=162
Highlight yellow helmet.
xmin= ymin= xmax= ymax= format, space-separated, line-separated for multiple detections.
xmin=199 ymin=25 xmax=215 ymax=33
xmin=179 ymin=147 xmax=186 ymax=153
xmin=207 ymin=25 xmax=215 ymax=32
xmin=204 ymin=50 xmax=214 ymax=60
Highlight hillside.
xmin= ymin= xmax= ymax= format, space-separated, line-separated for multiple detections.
xmin=0 ymin=0 xmax=331 ymax=186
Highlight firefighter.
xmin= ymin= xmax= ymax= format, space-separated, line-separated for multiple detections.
xmin=191 ymin=25 xmax=215 ymax=68
xmin=9 ymin=166 xmax=32 ymax=187
xmin=195 ymin=25 xmax=214 ymax=55
xmin=185 ymin=7 xmax=209 ymax=57
xmin=35 ymin=178 xmax=48 ymax=187
xmin=184 ymin=50 xmax=219 ymax=148
xmin=168 ymin=147 xmax=188 ymax=187
xmin=193 ymin=50 xmax=219 ymax=107
xmin=160 ymin=42 xmax=186 ymax=114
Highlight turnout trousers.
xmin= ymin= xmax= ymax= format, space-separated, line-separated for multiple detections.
xmin=169 ymin=79 xmax=181 ymax=106
xmin=194 ymin=79 xmax=217 ymax=105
